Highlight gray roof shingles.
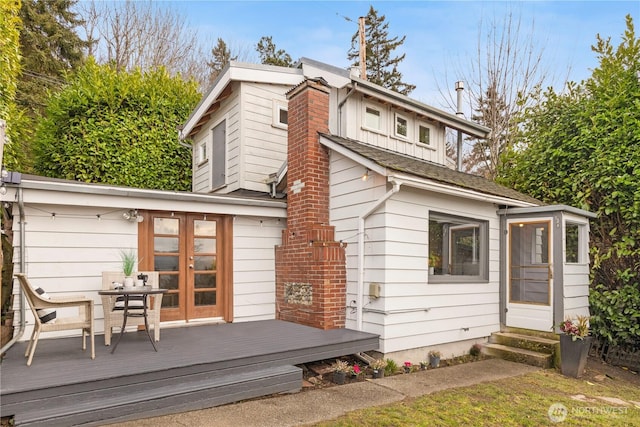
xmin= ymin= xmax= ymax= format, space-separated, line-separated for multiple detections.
xmin=320 ymin=133 xmax=541 ymax=206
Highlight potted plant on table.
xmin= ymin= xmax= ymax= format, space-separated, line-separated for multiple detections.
xmin=428 ymin=350 xmax=441 ymax=368
xmin=370 ymin=358 xmax=387 ymax=378
xmin=332 ymin=359 xmax=350 ymax=385
xmin=120 ymin=250 xmax=137 ymax=288
xmin=558 ymin=315 xmax=592 ymax=378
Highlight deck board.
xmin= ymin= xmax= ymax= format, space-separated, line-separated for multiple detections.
xmin=1 ymin=320 xmax=379 ymax=395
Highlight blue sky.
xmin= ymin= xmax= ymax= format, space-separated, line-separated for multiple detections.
xmin=168 ymin=0 xmax=637 ymax=105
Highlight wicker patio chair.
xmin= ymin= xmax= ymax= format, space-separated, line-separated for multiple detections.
xmin=101 ymin=271 xmax=162 ymax=346
xmin=15 ymin=273 xmax=95 ymax=366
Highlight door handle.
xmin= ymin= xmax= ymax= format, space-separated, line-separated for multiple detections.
xmin=189 ymin=264 xmax=194 ymax=269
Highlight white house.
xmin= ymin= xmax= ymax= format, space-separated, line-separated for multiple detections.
xmin=3 ymin=58 xmax=594 ymax=361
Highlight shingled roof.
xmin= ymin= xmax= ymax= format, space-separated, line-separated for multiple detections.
xmin=319 ymin=133 xmax=541 ymax=206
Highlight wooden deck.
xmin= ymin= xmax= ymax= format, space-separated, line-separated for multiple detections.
xmin=0 ymin=320 xmax=379 ymax=426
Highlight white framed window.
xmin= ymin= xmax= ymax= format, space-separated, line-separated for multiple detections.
xmin=428 ymin=211 xmax=489 ymax=282
xmin=196 ymin=141 xmax=208 ymax=165
xmin=395 ymin=113 xmax=409 ymax=138
xmin=417 ymin=122 xmax=434 ymax=146
xmin=272 ymin=100 xmax=288 ymax=129
xmin=565 ymin=222 xmax=585 ymax=263
xmin=364 ymin=105 xmax=382 ymax=131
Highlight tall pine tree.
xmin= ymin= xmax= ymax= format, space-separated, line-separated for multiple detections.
xmin=347 ymin=6 xmax=415 ymax=95
xmin=206 ymin=38 xmax=237 ymax=85
xmin=18 ymin=0 xmax=87 ymax=118
xmin=256 ymin=36 xmax=294 ymax=67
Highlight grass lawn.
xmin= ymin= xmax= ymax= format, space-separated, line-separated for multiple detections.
xmin=314 ymin=362 xmax=640 ymax=426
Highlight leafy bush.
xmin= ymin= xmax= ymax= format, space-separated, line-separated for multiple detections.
xmin=33 ymin=59 xmax=200 ymax=191
xmin=590 ymin=283 xmax=640 ymax=348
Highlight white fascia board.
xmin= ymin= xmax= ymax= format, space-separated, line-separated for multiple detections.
xmin=352 ymin=81 xmax=490 ymax=139
xmin=319 ymin=135 xmax=387 ymax=176
xmin=181 ymin=62 xmax=303 ymax=138
xmin=5 ymin=180 xmax=287 ymax=218
xmin=497 ymin=205 xmax=597 ymax=219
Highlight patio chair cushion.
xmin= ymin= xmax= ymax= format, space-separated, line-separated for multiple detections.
xmin=34 ymin=287 xmax=57 ymax=323
xmin=113 ymin=295 xmax=146 ymax=310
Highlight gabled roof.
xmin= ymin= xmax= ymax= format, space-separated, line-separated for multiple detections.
xmin=181 ymin=58 xmax=490 ymax=140
xmin=180 ymin=61 xmax=304 ymax=138
xmin=319 ymin=133 xmax=541 ymax=206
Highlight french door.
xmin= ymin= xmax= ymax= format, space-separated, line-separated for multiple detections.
xmin=139 ymin=211 xmax=232 ymax=322
xmin=506 ymin=220 xmax=553 ymax=331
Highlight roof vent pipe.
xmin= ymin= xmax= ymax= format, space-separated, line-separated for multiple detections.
xmin=455 ymin=81 xmax=464 ymax=171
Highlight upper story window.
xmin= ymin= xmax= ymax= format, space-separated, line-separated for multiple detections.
xmin=272 ymin=100 xmax=288 ymax=129
xmin=418 ymin=123 xmax=431 ymax=145
xmin=429 ymin=211 xmax=488 ymax=282
xmin=365 ymin=106 xmax=382 ymax=130
xmin=395 ymin=113 xmax=408 ymax=138
xmin=196 ymin=141 xmax=208 ymax=165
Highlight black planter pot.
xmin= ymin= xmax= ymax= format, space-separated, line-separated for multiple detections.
xmin=333 ymin=371 xmax=346 ymax=385
xmin=373 ymin=369 xmax=384 ymax=379
xmin=560 ymin=334 xmax=592 ymax=378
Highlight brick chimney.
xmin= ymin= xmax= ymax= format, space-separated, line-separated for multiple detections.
xmin=274 ymin=78 xmax=347 ymax=330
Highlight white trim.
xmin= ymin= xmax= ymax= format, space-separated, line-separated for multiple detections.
xmin=394 ymin=112 xmax=409 ymax=139
xmin=272 ymin=100 xmax=288 ymax=129
xmin=363 ymin=103 xmax=384 ymax=133
xmin=416 ymin=121 xmax=434 ymax=146
xmin=181 ymin=61 xmax=303 ymax=138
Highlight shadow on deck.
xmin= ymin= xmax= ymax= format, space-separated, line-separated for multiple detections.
xmin=1 ymin=320 xmax=379 ymax=426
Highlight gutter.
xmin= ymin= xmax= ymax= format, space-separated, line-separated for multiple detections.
xmin=0 ymin=187 xmax=26 ymax=354
xmin=389 ymin=174 xmax=538 ymax=208
xmin=356 ymin=178 xmax=401 ymax=331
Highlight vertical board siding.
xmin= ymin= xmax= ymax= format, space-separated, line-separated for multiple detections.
xmin=232 ymin=216 xmax=285 ymax=322
xmin=329 ymin=152 xmax=501 ymax=354
xmin=341 ymin=95 xmax=446 ymax=164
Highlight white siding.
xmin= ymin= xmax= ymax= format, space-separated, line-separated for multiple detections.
xmin=330 ymin=152 xmax=501 ymax=354
xmin=8 ymin=191 xmax=286 ymax=341
xmin=240 ymin=82 xmax=290 ymax=192
xmin=191 ymin=82 xmax=241 ymax=194
xmin=562 ymin=213 xmax=591 ymax=319
xmin=232 ymin=216 xmax=285 ymax=322
xmin=11 ymin=204 xmax=138 ymax=340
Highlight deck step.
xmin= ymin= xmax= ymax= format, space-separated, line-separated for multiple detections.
xmin=9 ymin=365 xmax=301 ymax=427
xmin=483 ymin=343 xmax=554 ymax=368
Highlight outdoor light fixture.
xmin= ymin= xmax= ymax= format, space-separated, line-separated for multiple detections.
xmin=122 ymin=209 xmax=144 ymax=223
xmin=362 ymin=168 xmax=371 ymax=182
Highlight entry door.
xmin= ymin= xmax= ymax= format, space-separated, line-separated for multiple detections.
xmin=142 ymin=212 xmax=225 ymax=322
xmin=506 ymin=220 xmax=553 ymax=331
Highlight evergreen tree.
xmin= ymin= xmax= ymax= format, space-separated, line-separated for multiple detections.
xmin=206 ymin=38 xmax=237 ymax=83
xmin=256 ymin=36 xmax=294 ymax=67
xmin=18 ymin=0 xmax=87 ymax=117
xmin=347 ymin=6 xmax=415 ymax=95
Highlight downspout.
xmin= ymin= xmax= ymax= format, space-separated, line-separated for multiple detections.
xmin=1 ymin=187 xmax=26 ymax=353
xmin=356 ymin=178 xmax=401 ymax=330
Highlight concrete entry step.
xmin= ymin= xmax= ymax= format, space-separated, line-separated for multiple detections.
xmin=490 ymin=332 xmax=559 ymax=355
xmin=483 ymin=343 xmax=554 ymax=369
